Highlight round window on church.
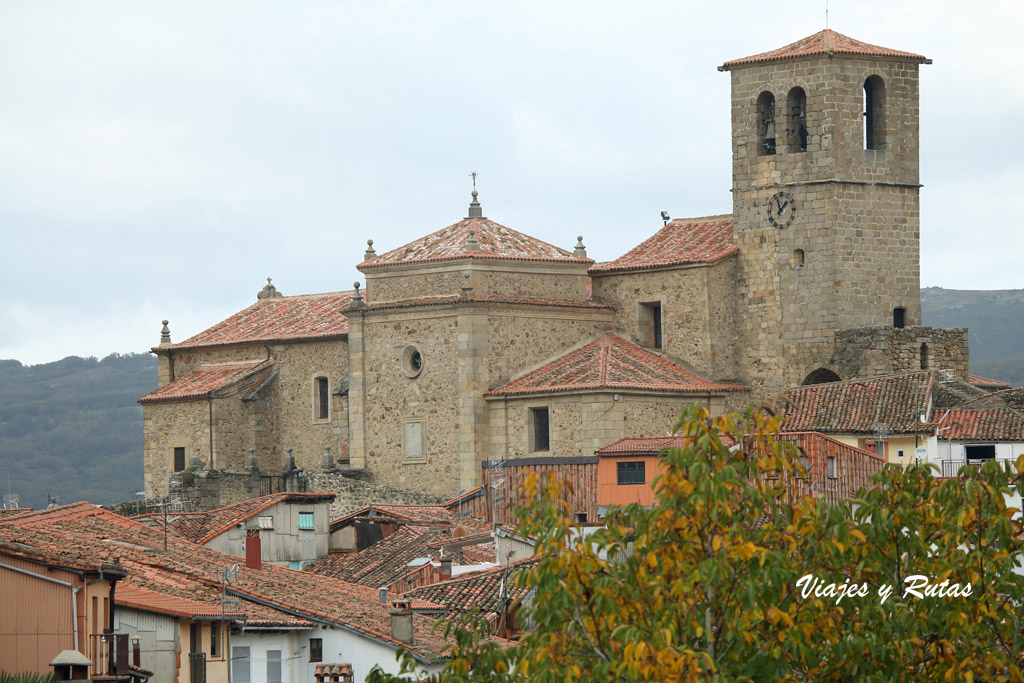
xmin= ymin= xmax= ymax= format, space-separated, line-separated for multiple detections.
xmin=402 ymin=345 xmax=424 ymax=378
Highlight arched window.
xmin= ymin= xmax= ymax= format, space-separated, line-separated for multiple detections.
xmin=920 ymin=343 xmax=930 ymax=370
xmin=864 ymin=76 xmax=886 ymax=150
xmin=893 ymin=307 xmax=906 ymax=329
xmin=802 ymin=368 xmax=841 ymax=385
xmin=786 ymin=87 xmax=807 ymax=153
xmin=790 ymin=248 xmax=805 ymax=269
xmin=756 ymin=91 xmax=776 ymax=156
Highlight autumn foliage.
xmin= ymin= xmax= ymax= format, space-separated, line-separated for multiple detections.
xmin=370 ymin=403 xmax=1024 ymax=682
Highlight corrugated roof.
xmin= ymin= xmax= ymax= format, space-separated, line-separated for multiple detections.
xmin=588 ymin=215 xmax=737 ymax=275
xmin=138 ymin=360 xmax=271 ymax=404
xmin=485 ymin=333 xmax=748 ymax=397
xmin=720 ymin=29 xmax=930 ymax=69
xmin=358 ymin=217 xmax=591 ymax=269
xmin=162 ymin=291 xmax=353 ymax=351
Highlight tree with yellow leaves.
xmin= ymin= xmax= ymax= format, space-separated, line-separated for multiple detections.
xmin=370 ymin=403 xmax=1024 ymax=682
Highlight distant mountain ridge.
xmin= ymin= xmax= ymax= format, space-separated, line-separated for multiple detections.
xmin=0 ymin=353 xmax=156 ymax=509
xmin=921 ymin=287 xmax=1024 ymax=387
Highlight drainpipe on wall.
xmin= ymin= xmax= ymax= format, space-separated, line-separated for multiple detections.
xmin=208 ymin=397 xmax=215 ymax=471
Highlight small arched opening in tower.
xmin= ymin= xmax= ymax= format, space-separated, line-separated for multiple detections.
xmin=920 ymin=343 xmax=930 ymax=370
xmin=756 ymin=91 xmax=776 ymax=156
xmin=786 ymin=87 xmax=807 ymax=153
xmin=864 ymin=75 xmax=886 ymax=150
xmin=802 ymin=368 xmax=841 ymax=385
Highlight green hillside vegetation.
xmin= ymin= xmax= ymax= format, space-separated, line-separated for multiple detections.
xmin=0 ymin=353 xmax=156 ymax=509
xmin=921 ymin=287 xmax=1024 ymax=387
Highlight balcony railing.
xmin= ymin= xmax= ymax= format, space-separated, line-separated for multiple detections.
xmin=940 ymin=458 xmax=1015 ymax=478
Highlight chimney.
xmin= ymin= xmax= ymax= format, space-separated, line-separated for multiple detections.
xmin=245 ymin=529 xmax=262 ymax=570
xmin=440 ymin=557 xmax=452 ymax=581
xmin=389 ymin=600 xmax=414 ymax=645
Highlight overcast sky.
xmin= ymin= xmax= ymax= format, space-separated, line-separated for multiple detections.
xmin=1 ymin=1 xmax=1022 ymax=366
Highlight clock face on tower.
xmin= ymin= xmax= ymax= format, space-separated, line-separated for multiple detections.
xmin=767 ymin=191 xmax=796 ymax=228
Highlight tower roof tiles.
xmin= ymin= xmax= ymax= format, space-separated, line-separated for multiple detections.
xmin=720 ymin=29 xmax=930 ymax=70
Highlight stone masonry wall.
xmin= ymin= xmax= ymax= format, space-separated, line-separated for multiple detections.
xmin=142 ymin=400 xmax=210 ymax=498
xmin=590 ymin=258 xmax=740 ymax=381
xmin=832 ymin=325 xmax=969 ymax=381
xmin=364 ymin=261 xmax=589 ymax=304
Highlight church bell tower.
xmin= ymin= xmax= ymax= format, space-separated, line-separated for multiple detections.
xmin=719 ymin=29 xmax=931 ymax=393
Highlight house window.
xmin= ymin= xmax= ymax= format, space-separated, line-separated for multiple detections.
xmin=298 ymin=511 xmax=314 ymax=530
xmin=530 ymin=407 xmax=550 ymax=452
xmin=757 ymin=91 xmax=776 ymax=155
xmin=893 ymin=307 xmax=906 ymax=329
xmin=827 ymin=455 xmax=837 ymax=479
xmin=289 ymin=561 xmax=302 ymax=570
xmin=403 ymin=418 xmax=426 ymax=464
xmin=965 ymin=444 xmax=996 ymax=461
xmin=231 ymin=647 xmax=250 ymax=683
xmin=639 ymin=302 xmax=662 ymax=349
xmin=210 ymin=622 xmax=219 ymax=657
xmin=310 ymin=638 xmax=323 ymax=663
xmin=799 ymin=453 xmax=810 ymax=478
xmin=267 ymin=650 xmax=282 ymax=683
xmin=314 ymin=376 xmax=330 ymax=421
xmin=173 ymin=447 xmax=186 ymax=472
xmin=257 ymin=515 xmax=274 ymax=530
xmin=864 ymin=75 xmax=886 ymax=150
xmin=617 ymin=461 xmax=646 ymax=485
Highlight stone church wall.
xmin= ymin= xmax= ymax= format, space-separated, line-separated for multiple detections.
xmin=365 ymin=262 xmax=589 ymax=304
xmin=142 ymin=399 xmax=210 ymax=498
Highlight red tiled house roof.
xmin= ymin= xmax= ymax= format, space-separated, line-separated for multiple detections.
xmin=403 ymin=558 xmax=537 ymax=620
xmin=2 ymin=502 xmax=455 ymax=661
xmin=484 ymin=333 xmax=748 ymax=397
xmin=936 ymin=409 xmax=1024 ymax=442
xmin=969 ymin=374 xmax=1012 ymax=391
xmin=138 ymin=360 xmax=271 ymax=404
xmin=330 ymin=503 xmax=491 ymax=532
xmin=595 ymin=436 xmax=691 ymax=455
xmin=311 ymin=525 xmax=460 ymax=589
xmin=588 ymin=216 xmax=737 ymax=274
xmin=779 ymin=370 xmax=936 ymax=434
xmin=719 ymin=29 xmax=930 ymax=70
xmin=136 ymin=492 xmax=334 ymax=544
xmin=358 ymin=217 xmax=592 ymax=269
xmin=161 ymin=291 xmax=353 ymax=351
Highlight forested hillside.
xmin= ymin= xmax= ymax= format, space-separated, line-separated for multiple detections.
xmin=921 ymin=287 xmax=1024 ymax=387
xmin=0 ymin=353 xmax=156 ymax=509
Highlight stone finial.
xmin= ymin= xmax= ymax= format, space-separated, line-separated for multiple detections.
xmin=160 ymin=320 xmax=171 ymax=345
xmin=258 ymin=277 xmax=283 ymax=300
xmin=465 ymin=228 xmax=481 ymax=252
xmin=247 ymin=448 xmax=259 ymax=472
xmin=283 ymin=447 xmax=296 ymax=475
xmin=467 ymin=189 xmax=483 ymax=219
xmin=459 ymin=271 xmax=472 ymax=299
xmin=574 ymin=236 xmax=587 ymax=258
xmin=364 ymin=239 xmax=376 ymax=261
xmin=348 ymin=282 xmax=366 ymax=310
xmin=322 ymin=445 xmax=334 ymax=470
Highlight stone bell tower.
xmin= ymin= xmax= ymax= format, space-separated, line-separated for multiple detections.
xmin=719 ymin=29 xmax=931 ymax=394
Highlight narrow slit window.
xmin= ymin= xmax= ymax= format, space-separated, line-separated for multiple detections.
xmin=920 ymin=343 xmax=930 ymax=370
xmin=864 ymin=76 xmax=886 ymax=150
xmin=173 ymin=447 xmax=186 ymax=472
xmin=530 ymin=407 xmax=550 ymax=452
xmin=639 ymin=302 xmax=662 ymax=349
xmin=315 ymin=376 xmax=330 ymax=420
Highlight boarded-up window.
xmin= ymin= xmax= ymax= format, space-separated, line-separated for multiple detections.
xmin=404 ymin=419 xmax=425 ymax=464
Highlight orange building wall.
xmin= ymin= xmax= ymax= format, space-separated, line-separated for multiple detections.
xmin=597 ymin=455 xmax=665 ymax=508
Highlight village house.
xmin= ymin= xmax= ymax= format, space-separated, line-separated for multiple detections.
xmin=141 ymin=29 xmax=978 ymax=504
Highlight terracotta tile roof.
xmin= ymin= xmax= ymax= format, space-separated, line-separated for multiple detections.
xmin=588 ymin=215 xmax=737 ymax=274
xmin=484 ymin=333 xmax=748 ymax=397
xmin=595 ymin=436 xmax=691 ymax=455
xmin=364 ymin=295 xmax=611 ymax=312
xmin=720 ymin=29 xmax=930 ymax=69
xmin=115 ymin=583 xmax=244 ymax=620
xmin=136 ymin=492 xmax=334 ymax=545
xmin=162 ymin=291 xmax=353 ymax=351
xmin=779 ymin=370 xmax=935 ymax=434
xmin=403 ymin=558 xmax=537 ymax=619
xmin=331 ymin=504 xmax=491 ymax=531
xmin=969 ymin=374 xmax=1012 ymax=390
xmin=138 ymin=360 xmax=271 ymax=404
xmin=358 ymin=217 xmax=591 ymax=269
xmin=936 ymin=408 xmax=1024 ymax=442
xmin=2 ymin=502 xmax=452 ymax=660
xmin=310 ymin=525 xmax=453 ymax=589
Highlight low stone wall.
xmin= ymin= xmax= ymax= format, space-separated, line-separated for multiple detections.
xmin=305 ymin=469 xmax=444 ymax=517
xmin=832 ymin=326 xmax=969 ymax=381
